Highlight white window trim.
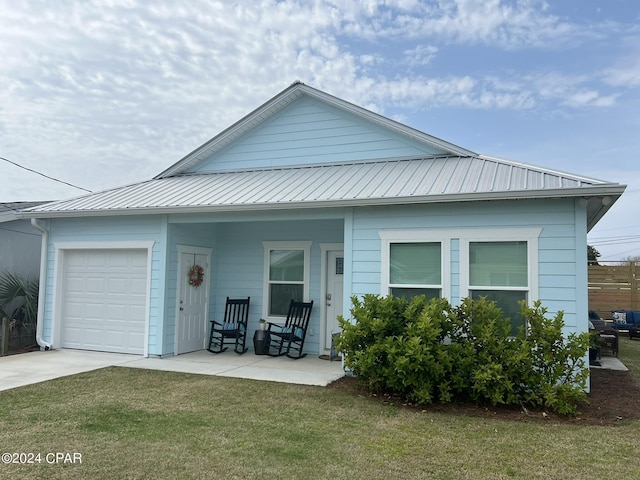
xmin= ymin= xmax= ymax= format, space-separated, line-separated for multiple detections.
xmin=459 ymin=228 xmax=541 ymax=307
xmin=379 ymin=230 xmax=451 ymax=299
xmin=262 ymin=241 xmax=312 ymax=321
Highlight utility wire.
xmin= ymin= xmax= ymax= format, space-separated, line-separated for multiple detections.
xmin=1 ymin=155 xmax=92 ymax=193
xmin=589 ymin=236 xmax=640 ymax=247
xmin=0 ymin=226 xmax=42 ymax=237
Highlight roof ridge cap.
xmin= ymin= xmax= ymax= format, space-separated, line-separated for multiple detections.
xmin=176 ymin=154 xmax=474 ymax=177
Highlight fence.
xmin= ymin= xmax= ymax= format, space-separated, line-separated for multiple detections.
xmin=0 ymin=317 xmax=37 ymax=356
xmin=588 ymin=261 xmax=639 ymax=320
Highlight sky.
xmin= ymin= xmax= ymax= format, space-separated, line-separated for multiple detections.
xmin=1 ymin=0 xmax=639 ymax=260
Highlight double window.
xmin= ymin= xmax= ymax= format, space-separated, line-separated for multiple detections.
xmin=263 ymin=241 xmax=311 ymax=318
xmin=380 ymin=228 xmax=539 ymax=331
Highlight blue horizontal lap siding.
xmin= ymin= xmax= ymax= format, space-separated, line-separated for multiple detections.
xmin=210 ymin=218 xmax=344 ymax=355
xmin=190 ymin=97 xmax=445 ymax=173
xmin=163 ymin=215 xmax=344 ymax=356
xmin=349 ymin=198 xmax=583 ymax=332
xmin=42 ymin=216 xmax=165 ymax=355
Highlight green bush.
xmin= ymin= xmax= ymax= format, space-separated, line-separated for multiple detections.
xmin=0 ymin=273 xmax=39 ymax=324
xmin=336 ymin=295 xmax=589 ymax=415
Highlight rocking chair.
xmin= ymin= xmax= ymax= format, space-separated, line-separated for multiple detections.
xmin=267 ymin=300 xmax=313 ymax=359
xmin=207 ymin=297 xmax=250 ymax=354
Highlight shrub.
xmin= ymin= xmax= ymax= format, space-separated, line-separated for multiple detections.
xmin=0 ymin=273 xmax=39 ymax=324
xmin=336 ymin=295 xmax=589 ymax=415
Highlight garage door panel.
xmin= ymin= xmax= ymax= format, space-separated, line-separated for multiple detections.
xmin=106 ymin=304 xmax=127 ymax=318
xmin=130 ymin=278 xmax=148 ymax=294
xmin=86 ymin=277 xmax=107 ymax=293
xmin=65 ymin=276 xmax=86 ymax=293
xmin=61 ymin=249 xmax=147 ymax=355
xmin=86 ymin=252 xmax=108 ymax=267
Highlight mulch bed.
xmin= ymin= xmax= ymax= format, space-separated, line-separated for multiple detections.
xmin=328 ymin=367 xmax=640 ymax=425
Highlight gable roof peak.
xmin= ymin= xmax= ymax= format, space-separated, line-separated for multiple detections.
xmin=156 ymin=82 xmax=476 ymax=179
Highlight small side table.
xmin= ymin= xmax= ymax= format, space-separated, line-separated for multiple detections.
xmin=253 ymin=330 xmax=270 ymax=355
xmin=599 ymin=333 xmax=618 ymax=357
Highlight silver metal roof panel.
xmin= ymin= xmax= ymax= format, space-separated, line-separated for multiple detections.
xmin=24 ymin=155 xmax=624 ymax=223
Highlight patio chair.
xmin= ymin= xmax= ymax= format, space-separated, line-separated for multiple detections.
xmin=207 ymin=297 xmax=250 ymax=354
xmin=266 ymin=300 xmax=313 ymax=359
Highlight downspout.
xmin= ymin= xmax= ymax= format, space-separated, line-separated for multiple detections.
xmin=31 ymin=218 xmax=52 ymax=350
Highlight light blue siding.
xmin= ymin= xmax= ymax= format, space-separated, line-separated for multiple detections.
xmin=211 ymin=219 xmax=344 ymax=356
xmin=40 ymin=195 xmax=588 ymax=357
xmin=162 ymin=217 xmax=343 ymax=356
xmin=42 ymin=216 xmax=166 ymax=354
xmin=347 ymin=198 xmax=585 ymax=336
xmin=450 ymin=238 xmax=460 ymax=303
xmin=189 ymin=96 xmax=447 ymax=173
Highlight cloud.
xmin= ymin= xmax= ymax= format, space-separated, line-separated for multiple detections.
xmin=0 ymin=0 xmax=635 ymax=201
xmin=529 ymin=72 xmax=619 ymax=108
xmin=404 ymin=45 xmax=439 ymax=66
xmin=332 ymin=0 xmax=584 ymax=48
xmin=603 ymin=50 xmax=640 ymax=87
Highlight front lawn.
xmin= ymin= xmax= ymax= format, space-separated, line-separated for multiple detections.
xmin=1 ymin=344 xmax=640 ymax=479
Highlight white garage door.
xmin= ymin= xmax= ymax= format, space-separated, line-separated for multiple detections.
xmin=61 ymin=249 xmax=148 ymax=354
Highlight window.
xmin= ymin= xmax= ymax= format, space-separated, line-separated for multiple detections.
xmin=379 ymin=231 xmax=447 ymax=301
xmin=466 ymin=237 xmax=536 ymax=334
xmin=389 ymin=242 xmax=442 ymax=301
xmin=263 ymin=242 xmax=311 ymax=318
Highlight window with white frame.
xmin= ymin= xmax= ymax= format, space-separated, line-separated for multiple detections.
xmin=463 ymin=230 xmax=540 ymax=334
xmin=380 ymin=231 xmax=447 ymax=301
xmin=389 ymin=242 xmax=442 ymax=300
xmin=263 ymin=241 xmax=311 ymax=318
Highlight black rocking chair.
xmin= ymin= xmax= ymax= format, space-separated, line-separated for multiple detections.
xmin=207 ymin=297 xmax=250 ymax=354
xmin=267 ymin=300 xmax=313 ymax=359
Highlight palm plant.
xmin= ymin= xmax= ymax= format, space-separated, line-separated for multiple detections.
xmin=0 ymin=273 xmax=39 ymax=324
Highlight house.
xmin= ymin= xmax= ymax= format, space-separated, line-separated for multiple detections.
xmin=0 ymin=202 xmax=49 ymax=278
xmin=21 ymin=82 xmax=626 ymax=358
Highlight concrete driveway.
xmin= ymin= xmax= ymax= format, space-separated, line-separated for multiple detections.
xmin=0 ymin=349 xmax=345 ymax=392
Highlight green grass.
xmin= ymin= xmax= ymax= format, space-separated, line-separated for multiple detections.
xmin=619 ymin=335 xmax=640 ymax=384
xmin=1 ymin=344 xmax=640 ymax=479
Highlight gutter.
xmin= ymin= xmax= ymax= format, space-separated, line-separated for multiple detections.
xmin=18 ymin=183 xmax=627 ymax=219
xmin=31 ymin=218 xmax=51 ymax=350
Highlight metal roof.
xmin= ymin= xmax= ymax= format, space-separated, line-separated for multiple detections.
xmin=0 ymin=201 xmax=52 ymax=223
xmin=24 ymin=155 xmax=625 ymax=230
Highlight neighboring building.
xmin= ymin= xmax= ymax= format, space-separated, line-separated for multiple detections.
xmin=0 ymin=202 xmax=49 ymax=278
xmin=22 ymin=82 xmax=625 ymax=357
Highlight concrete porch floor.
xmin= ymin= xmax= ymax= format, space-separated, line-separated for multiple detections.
xmin=0 ymin=348 xmax=346 ymax=392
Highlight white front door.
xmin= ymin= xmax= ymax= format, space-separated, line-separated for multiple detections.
xmin=324 ymin=250 xmax=344 ymax=351
xmin=176 ymin=250 xmax=210 ymax=354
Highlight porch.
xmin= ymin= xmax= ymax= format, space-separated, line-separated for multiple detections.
xmin=0 ymin=348 xmax=346 ymax=392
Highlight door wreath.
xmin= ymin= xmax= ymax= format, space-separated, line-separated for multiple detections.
xmin=188 ymin=264 xmax=205 ymax=287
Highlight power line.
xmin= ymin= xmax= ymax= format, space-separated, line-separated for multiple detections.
xmin=0 ymin=225 xmax=42 ymax=237
xmin=1 ymin=155 xmax=92 ymax=193
xmin=589 ymin=236 xmax=640 ymax=247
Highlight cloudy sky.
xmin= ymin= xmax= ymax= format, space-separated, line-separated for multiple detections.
xmin=1 ymin=0 xmax=639 ymax=260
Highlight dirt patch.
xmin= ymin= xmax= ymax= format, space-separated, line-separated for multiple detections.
xmin=328 ymin=367 xmax=640 ymax=425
